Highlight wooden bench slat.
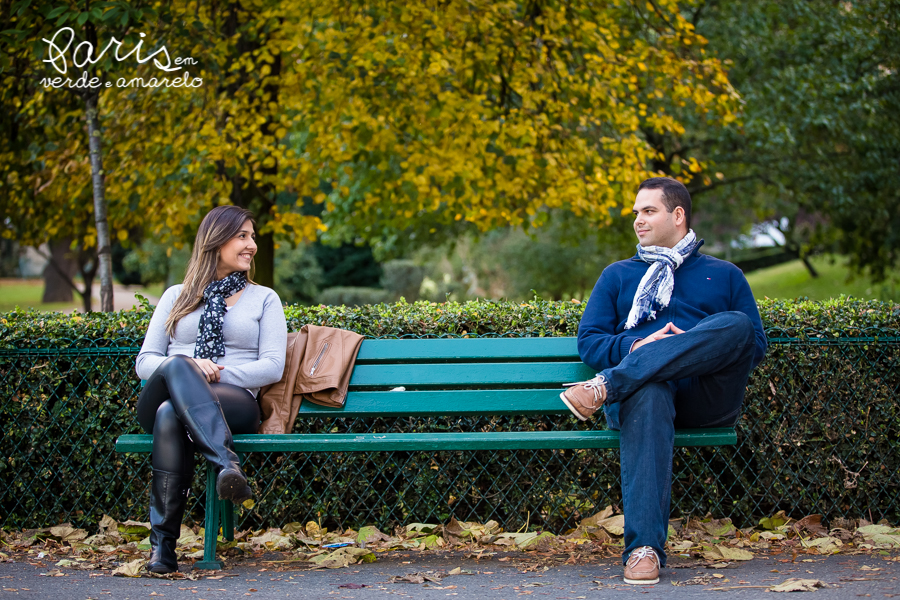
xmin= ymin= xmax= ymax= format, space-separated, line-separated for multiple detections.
xmin=349 ymin=361 xmax=596 ymax=388
xmin=294 ymin=389 xmax=575 ymax=416
xmin=116 ymin=429 xmax=736 ymax=453
xmin=356 ymin=338 xmax=580 ymax=363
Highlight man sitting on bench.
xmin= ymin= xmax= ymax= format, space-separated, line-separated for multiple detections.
xmin=560 ymin=177 xmax=767 ymax=585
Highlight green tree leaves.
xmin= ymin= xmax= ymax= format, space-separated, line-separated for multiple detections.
xmin=685 ymin=0 xmax=900 ymax=280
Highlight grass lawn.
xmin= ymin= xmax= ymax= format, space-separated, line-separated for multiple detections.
xmin=746 ymin=255 xmax=899 ymax=302
xmin=0 ymin=279 xmax=166 ymax=312
xmin=0 ymin=279 xmax=78 ymax=312
xmin=142 ymin=283 xmax=164 ymax=299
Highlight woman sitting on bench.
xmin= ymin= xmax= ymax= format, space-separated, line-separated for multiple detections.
xmin=134 ymin=205 xmax=287 ymax=574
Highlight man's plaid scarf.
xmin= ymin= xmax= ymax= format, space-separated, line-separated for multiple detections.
xmin=625 ymin=230 xmax=699 ymax=330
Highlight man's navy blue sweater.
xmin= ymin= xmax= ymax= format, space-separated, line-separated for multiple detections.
xmin=577 ymin=245 xmax=768 ymax=372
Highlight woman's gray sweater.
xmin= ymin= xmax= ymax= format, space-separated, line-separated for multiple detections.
xmin=135 ymin=283 xmax=287 ymax=397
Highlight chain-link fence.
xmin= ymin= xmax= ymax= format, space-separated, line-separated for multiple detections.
xmin=1 ymin=329 xmax=898 ymax=532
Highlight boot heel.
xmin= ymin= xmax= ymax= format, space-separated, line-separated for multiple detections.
xmin=217 ymin=468 xmax=252 ymax=504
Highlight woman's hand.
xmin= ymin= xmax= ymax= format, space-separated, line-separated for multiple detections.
xmin=192 ymin=358 xmax=225 ymax=383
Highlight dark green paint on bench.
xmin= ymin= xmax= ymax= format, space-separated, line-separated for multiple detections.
xmin=117 ymin=429 xmax=736 ymax=454
xmin=295 ymin=389 xmax=595 ymax=417
xmin=355 ymin=338 xmax=581 ymax=362
xmin=115 ymin=336 xmax=737 ymax=569
xmin=348 ymin=361 xmax=596 ymax=388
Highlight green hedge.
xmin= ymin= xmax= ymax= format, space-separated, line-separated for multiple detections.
xmin=0 ymin=296 xmax=898 ymax=532
xmin=1 ymin=295 xmax=898 ymax=348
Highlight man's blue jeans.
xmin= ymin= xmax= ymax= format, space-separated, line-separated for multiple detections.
xmin=600 ymin=311 xmax=758 ymax=566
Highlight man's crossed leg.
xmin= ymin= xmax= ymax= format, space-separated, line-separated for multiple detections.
xmin=562 ymin=311 xmax=757 ymax=584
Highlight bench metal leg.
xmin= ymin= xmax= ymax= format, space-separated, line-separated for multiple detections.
xmin=222 ymin=452 xmax=241 ymax=542
xmin=195 ymin=463 xmax=224 ymax=570
xmin=221 ymin=498 xmax=234 ymax=541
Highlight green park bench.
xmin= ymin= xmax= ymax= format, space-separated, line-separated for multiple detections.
xmin=115 ymin=337 xmax=736 ymax=569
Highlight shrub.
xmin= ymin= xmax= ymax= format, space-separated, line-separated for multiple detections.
xmin=0 ymin=296 xmax=897 ymax=532
xmin=121 ymin=240 xmax=190 ymax=287
xmin=274 ymin=243 xmax=323 ymax=305
xmin=380 ymin=259 xmax=424 ymax=301
xmin=316 ymin=287 xmax=393 ymax=307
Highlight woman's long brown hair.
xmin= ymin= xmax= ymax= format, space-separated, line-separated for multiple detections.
xmin=165 ymin=205 xmax=256 ymax=336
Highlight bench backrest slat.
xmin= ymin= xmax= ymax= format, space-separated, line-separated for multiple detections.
xmin=355 ymin=338 xmax=580 ymax=363
xmin=295 ymin=389 xmax=573 ymax=417
xmin=349 ymin=361 xmax=594 ymax=389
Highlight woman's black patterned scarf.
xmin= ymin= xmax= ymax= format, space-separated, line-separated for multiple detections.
xmin=194 ymin=271 xmax=248 ymax=360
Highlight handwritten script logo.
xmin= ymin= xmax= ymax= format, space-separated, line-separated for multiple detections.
xmin=40 ymin=27 xmax=201 ymax=89
xmin=42 ymin=27 xmax=189 ymax=74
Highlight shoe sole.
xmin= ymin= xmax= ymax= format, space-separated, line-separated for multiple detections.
xmin=147 ymin=563 xmax=177 ymax=574
xmin=560 ymin=392 xmax=589 ymax=421
xmin=217 ymin=471 xmax=252 ymax=504
xmin=623 ymin=576 xmax=659 ymax=585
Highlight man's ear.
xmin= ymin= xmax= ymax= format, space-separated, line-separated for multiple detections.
xmin=673 ymin=206 xmax=686 ymax=227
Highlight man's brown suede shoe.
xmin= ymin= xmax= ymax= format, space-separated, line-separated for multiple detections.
xmin=623 ymin=546 xmax=660 ymax=585
xmin=559 ymin=374 xmax=607 ymax=421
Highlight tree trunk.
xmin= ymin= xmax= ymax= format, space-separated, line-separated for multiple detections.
xmin=77 ymin=247 xmax=99 ymax=313
xmin=42 ymin=239 xmax=78 ymax=303
xmin=214 ymin=4 xmax=279 ymax=288
xmin=251 ymin=50 xmax=281 ymax=289
xmin=84 ymin=91 xmax=114 ymax=312
xmin=254 ymin=230 xmax=274 ymax=287
xmin=800 ymin=255 xmax=820 ymax=278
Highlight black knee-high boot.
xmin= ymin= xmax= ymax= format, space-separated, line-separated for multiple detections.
xmin=147 ymin=470 xmax=192 ymax=574
xmin=179 ymin=401 xmax=252 ymax=504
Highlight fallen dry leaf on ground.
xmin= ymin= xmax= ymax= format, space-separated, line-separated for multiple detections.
xmin=388 ymin=572 xmax=444 ymax=584
xmin=671 ymin=573 xmax=713 ymax=586
xmin=793 ymin=515 xmax=827 ymax=536
xmin=770 ymin=578 xmax=829 ymax=592
xmin=111 ymin=558 xmax=146 ymax=577
xmin=801 ymin=537 xmax=843 ymax=554
xmin=2 ymin=508 xmax=898 ymax=578
xmin=702 ymin=545 xmax=754 ymax=562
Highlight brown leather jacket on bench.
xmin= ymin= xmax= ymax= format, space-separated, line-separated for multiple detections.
xmin=257 ymin=325 xmax=364 ymax=434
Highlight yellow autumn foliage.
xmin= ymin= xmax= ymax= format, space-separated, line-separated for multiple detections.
xmin=3 ymin=0 xmax=737 ymax=262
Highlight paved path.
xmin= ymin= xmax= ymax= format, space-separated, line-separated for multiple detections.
xmin=2 ymin=552 xmax=898 ymax=599
xmin=90 ymin=283 xmax=160 ymax=312
xmin=52 ymin=283 xmax=159 ymax=313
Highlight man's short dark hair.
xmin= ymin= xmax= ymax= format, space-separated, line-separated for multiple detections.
xmin=638 ymin=177 xmax=692 ymax=230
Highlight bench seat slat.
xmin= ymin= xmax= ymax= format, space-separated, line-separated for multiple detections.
xmin=356 ymin=338 xmax=580 ymax=363
xmin=295 ymin=389 xmax=576 ymax=416
xmin=349 ymin=362 xmax=596 ymax=388
xmin=116 ymin=429 xmax=736 ymax=453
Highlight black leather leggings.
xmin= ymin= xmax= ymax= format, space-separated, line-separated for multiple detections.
xmin=136 ymin=355 xmax=260 ymax=474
